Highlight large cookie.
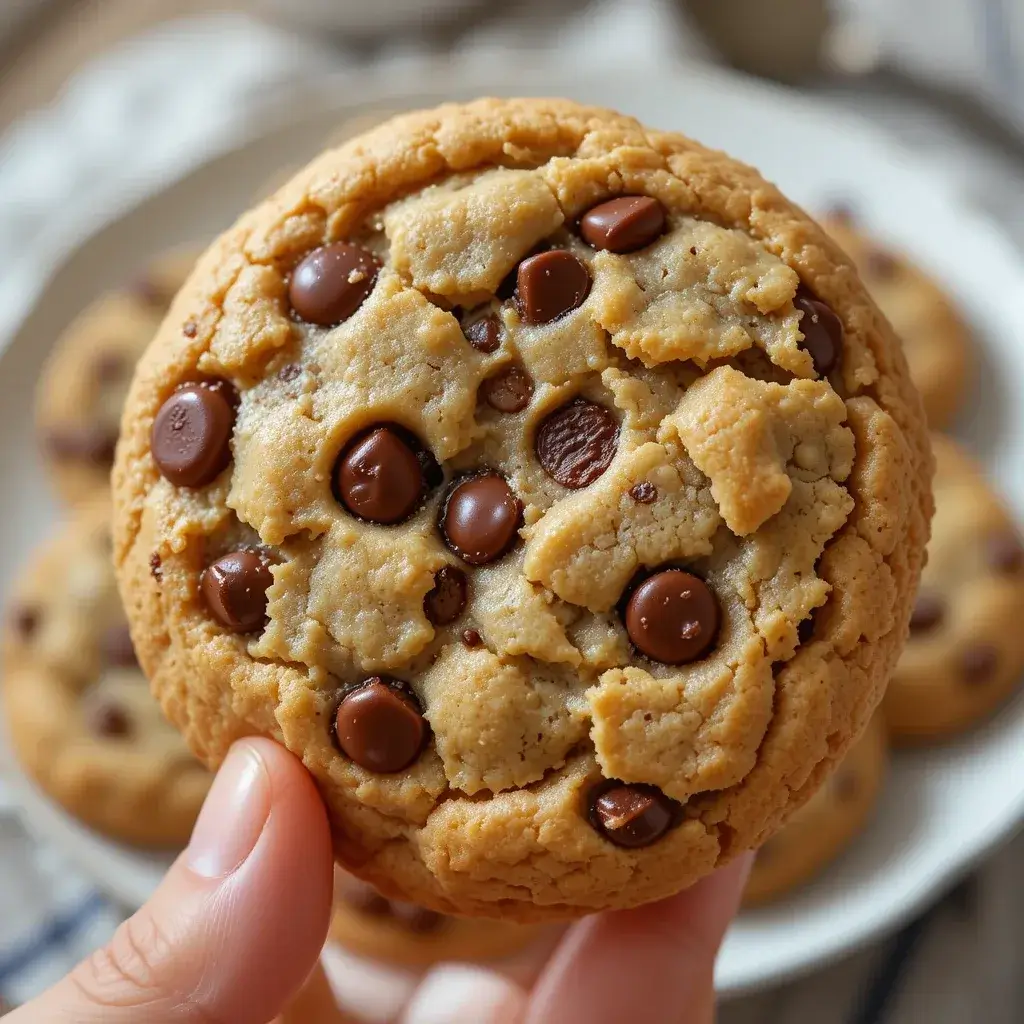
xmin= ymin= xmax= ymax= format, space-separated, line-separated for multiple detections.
xmin=823 ymin=211 xmax=973 ymax=428
xmin=36 ymin=250 xmax=197 ymax=505
xmin=113 ymin=99 xmax=931 ymax=919
xmin=744 ymin=714 xmax=887 ymax=904
xmin=3 ymin=503 xmax=210 ymax=846
xmin=885 ymin=435 xmax=1024 ymax=743
xmin=330 ymin=869 xmax=545 ymax=968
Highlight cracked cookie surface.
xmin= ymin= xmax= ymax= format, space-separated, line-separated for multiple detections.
xmin=113 ymin=99 xmax=931 ymax=919
xmin=3 ymin=502 xmax=210 ymax=846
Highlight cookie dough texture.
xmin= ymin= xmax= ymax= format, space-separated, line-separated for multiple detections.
xmin=3 ymin=503 xmax=210 ymax=846
xmin=885 ymin=435 xmax=1024 ymax=743
xmin=36 ymin=250 xmax=197 ymax=505
xmin=744 ymin=713 xmax=887 ymax=904
xmin=113 ymin=99 xmax=932 ymax=919
xmin=824 ymin=214 xmax=973 ymax=428
xmin=330 ymin=869 xmax=546 ymax=967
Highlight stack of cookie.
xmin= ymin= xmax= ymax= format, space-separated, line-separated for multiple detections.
xmin=746 ymin=212 xmax=1024 ymax=904
xmin=330 ymin=868 xmax=549 ymax=969
xmin=1 ymin=251 xmax=212 ymax=848
xmin=823 ymin=212 xmax=1024 ymax=741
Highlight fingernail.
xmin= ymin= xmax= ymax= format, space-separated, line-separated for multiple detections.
xmin=187 ymin=742 xmax=271 ymax=879
xmin=401 ymin=965 xmax=526 ymax=1024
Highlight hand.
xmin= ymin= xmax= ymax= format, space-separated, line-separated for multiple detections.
xmin=7 ymin=738 xmax=337 ymax=1023
xmin=394 ymin=855 xmax=752 ymax=1024
xmin=7 ymin=739 xmax=750 ymax=1024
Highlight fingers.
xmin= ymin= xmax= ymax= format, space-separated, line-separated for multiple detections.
xmin=13 ymin=739 xmax=334 ymax=1024
xmin=278 ymin=961 xmax=354 ymax=1024
xmin=400 ymin=965 xmax=527 ymax=1024
xmin=524 ymin=854 xmax=754 ymax=1024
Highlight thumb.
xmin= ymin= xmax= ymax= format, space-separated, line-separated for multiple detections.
xmin=12 ymin=738 xmax=334 ymax=1024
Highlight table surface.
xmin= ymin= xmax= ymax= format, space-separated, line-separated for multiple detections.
xmin=3 ymin=4 xmax=1024 ymax=1023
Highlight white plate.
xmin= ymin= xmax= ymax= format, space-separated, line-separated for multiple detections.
xmin=3 ymin=62 xmax=1024 ymax=997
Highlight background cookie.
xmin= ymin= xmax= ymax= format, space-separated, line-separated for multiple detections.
xmin=744 ymin=714 xmax=887 ymax=905
xmin=884 ymin=435 xmax=1024 ymax=743
xmin=35 ymin=249 xmax=197 ymax=505
xmin=113 ymin=99 xmax=931 ymax=920
xmin=823 ymin=211 xmax=974 ymax=428
xmin=330 ymin=870 xmax=546 ymax=968
xmin=2 ymin=502 xmax=210 ymax=846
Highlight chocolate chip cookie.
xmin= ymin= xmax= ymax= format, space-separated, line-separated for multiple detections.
xmin=330 ymin=869 xmax=545 ymax=967
xmin=823 ymin=210 xmax=973 ymax=428
xmin=113 ymin=99 xmax=931 ymax=919
xmin=744 ymin=714 xmax=887 ymax=905
xmin=3 ymin=502 xmax=210 ymax=846
xmin=36 ymin=249 xmax=197 ymax=505
xmin=885 ymin=435 xmax=1024 ymax=743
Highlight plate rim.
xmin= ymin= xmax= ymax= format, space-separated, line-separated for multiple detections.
xmin=4 ymin=58 xmax=1024 ymax=998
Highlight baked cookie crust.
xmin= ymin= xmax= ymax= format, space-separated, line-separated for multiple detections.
xmin=113 ymin=99 xmax=932 ymax=919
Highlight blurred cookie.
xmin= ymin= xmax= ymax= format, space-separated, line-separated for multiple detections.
xmin=330 ymin=871 xmax=545 ymax=968
xmin=745 ymin=715 xmax=887 ymax=905
xmin=35 ymin=249 xmax=197 ymax=505
xmin=2 ymin=502 xmax=209 ymax=846
xmin=884 ymin=435 xmax=1024 ymax=743
xmin=823 ymin=210 xmax=973 ymax=427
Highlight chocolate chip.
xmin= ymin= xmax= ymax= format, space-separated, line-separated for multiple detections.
xmin=461 ymin=628 xmax=482 ymax=648
xmin=151 ymin=381 xmax=236 ymax=487
xmin=826 ymin=202 xmax=856 ymax=225
xmin=149 ymin=553 xmax=163 ymax=581
xmin=130 ymin=274 xmax=173 ymax=308
xmin=961 ymin=644 xmax=999 ymax=686
xmin=794 ymin=290 xmax=842 ymax=376
xmin=441 ymin=474 xmax=522 ymax=566
xmin=423 ymin=566 xmax=467 ymax=626
xmin=625 ymin=569 xmax=719 ymax=664
xmin=343 ymin=881 xmax=392 ymax=918
xmin=334 ymin=678 xmax=427 ymax=773
xmin=985 ymin=532 xmax=1024 ymax=574
xmin=463 ymin=313 xmax=501 ymax=353
xmin=536 ymin=399 xmax=619 ymax=488
xmin=93 ymin=352 xmax=127 ymax=383
xmin=629 ymin=481 xmax=657 ymax=504
xmin=388 ymin=902 xmax=445 ymax=934
xmin=335 ymin=426 xmax=424 ymax=525
xmin=12 ymin=606 xmax=39 ymax=639
xmin=909 ymin=591 xmax=944 ymax=634
xmin=481 ymin=363 xmax=533 ymax=414
xmin=87 ymin=700 xmax=132 ymax=739
xmin=516 ymin=250 xmax=590 ymax=324
xmin=102 ymin=624 xmax=137 ymax=668
xmin=588 ymin=781 xmax=677 ymax=848
xmin=834 ymin=769 xmax=860 ymax=803
xmin=580 ymin=196 xmax=667 ymax=253
xmin=865 ymin=248 xmax=898 ymax=278
xmin=201 ymin=550 xmax=273 ymax=633
xmin=278 ymin=362 xmax=302 ymax=383
xmin=46 ymin=425 xmax=119 ymax=466
xmin=183 ymin=320 xmax=198 ymax=338
xmin=289 ymin=242 xmax=380 ymax=326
